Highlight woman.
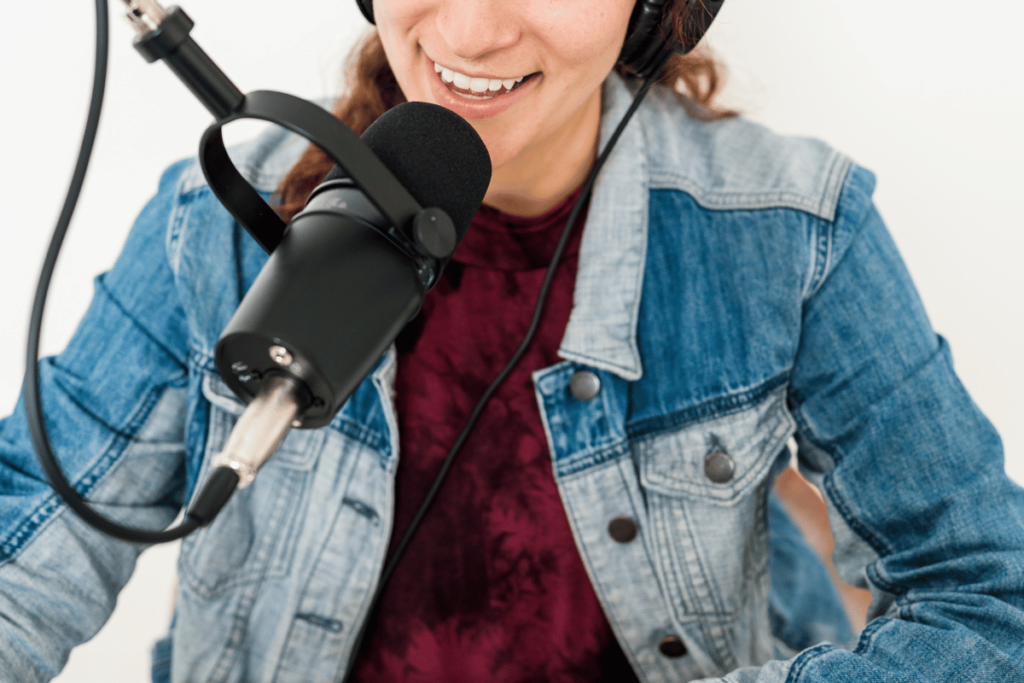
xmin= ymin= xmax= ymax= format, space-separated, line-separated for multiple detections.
xmin=1 ymin=0 xmax=1022 ymax=681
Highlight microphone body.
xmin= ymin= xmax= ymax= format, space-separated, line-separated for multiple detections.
xmin=210 ymin=102 xmax=491 ymax=478
xmin=215 ymin=180 xmax=427 ymax=429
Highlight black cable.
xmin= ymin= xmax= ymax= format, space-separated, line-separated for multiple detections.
xmin=341 ymin=67 xmax=667 ymax=681
xmin=23 ymin=0 xmax=230 ymax=544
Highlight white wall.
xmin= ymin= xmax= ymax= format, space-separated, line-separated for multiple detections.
xmin=0 ymin=0 xmax=1020 ymax=680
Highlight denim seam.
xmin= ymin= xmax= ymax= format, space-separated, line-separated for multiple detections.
xmin=557 ymin=348 xmax=641 ymax=382
xmin=560 ymin=471 xmax=651 ymax=683
xmin=803 ymin=215 xmax=833 ymax=303
xmin=789 ymin=335 xmax=953 ymax=568
xmin=816 ymin=153 xmax=852 ymax=221
xmin=166 ymin=173 xmax=196 ymax=277
xmin=0 ymin=382 xmax=164 ymax=563
xmin=784 ymin=642 xmax=836 ymax=683
xmin=647 ymin=173 xmax=834 ymax=218
xmin=799 ymin=175 xmax=875 ymax=306
xmin=679 ymin=503 xmax=736 ymax=670
xmin=851 ymin=616 xmax=891 ymax=656
xmin=626 ymin=372 xmax=790 ymax=442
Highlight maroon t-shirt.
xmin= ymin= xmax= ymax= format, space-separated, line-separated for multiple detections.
xmin=350 ymin=187 xmax=640 ymax=683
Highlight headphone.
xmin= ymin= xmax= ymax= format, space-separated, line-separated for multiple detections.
xmin=354 ymin=0 xmax=725 ymax=80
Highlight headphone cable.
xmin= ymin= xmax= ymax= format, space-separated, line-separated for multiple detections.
xmin=340 ymin=60 xmax=669 ymax=681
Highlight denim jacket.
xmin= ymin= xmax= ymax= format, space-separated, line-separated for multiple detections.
xmin=1 ymin=74 xmax=1022 ymax=683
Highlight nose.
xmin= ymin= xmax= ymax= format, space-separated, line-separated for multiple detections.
xmin=435 ymin=0 xmax=521 ymax=62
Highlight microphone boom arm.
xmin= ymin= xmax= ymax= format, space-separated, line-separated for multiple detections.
xmin=125 ymin=1 xmax=429 ymax=254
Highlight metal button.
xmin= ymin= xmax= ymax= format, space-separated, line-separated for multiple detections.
xmin=658 ymin=636 xmax=688 ymax=658
xmin=703 ymin=450 xmax=735 ymax=484
xmin=607 ymin=516 xmax=638 ymax=543
xmin=569 ymin=370 xmax=601 ymax=401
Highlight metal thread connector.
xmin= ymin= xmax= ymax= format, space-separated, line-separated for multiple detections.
xmin=211 ymin=374 xmax=308 ymax=488
xmin=122 ymin=0 xmax=168 ymax=35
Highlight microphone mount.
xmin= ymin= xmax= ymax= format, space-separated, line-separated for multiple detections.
xmin=124 ymin=1 xmax=457 ymax=259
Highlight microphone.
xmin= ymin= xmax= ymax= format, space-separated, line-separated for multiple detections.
xmin=210 ymin=102 xmax=491 ymax=487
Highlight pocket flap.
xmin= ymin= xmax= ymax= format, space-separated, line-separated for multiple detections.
xmin=639 ymin=388 xmax=794 ymax=505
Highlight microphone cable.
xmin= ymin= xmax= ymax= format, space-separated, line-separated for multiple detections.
xmin=341 ymin=51 xmax=672 ymax=680
xmin=24 ymin=0 xmax=236 ymax=545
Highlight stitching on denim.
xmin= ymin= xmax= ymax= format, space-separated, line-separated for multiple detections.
xmin=626 ymin=371 xmax=790 ymax=442
xmin=556 ymin=441 xmax=632 ymax=478
xmin=647 ymin=173 xmax=828 ymax=216
xmin=784 ymin=642 xmax=836 ymax=683
xmin=559 ymin=473 xmax=652 ymax=680
xmin=816 ymin=153 xmax=852 ymax=222
xmin=679 ymin=502 xmax=736 ymax=670
xmin=166 ymin=170 xmax=196 ymax=277
xmin=866 ymin=560 xmax=906 ymax=598
xmin=803 ymin=216 xmax=832 ymax=303
xmin=0 ymin=383 xmax=165 ymax=563
xmin=800 ymin=174 xmax=874 ymax=306
xmin=851 ymin=616 xmax=891 ymax=656
xmin=557 ymin=348 xmax=640 ymax=381
xmin=822 ymin=473 xmax=896 ymax=559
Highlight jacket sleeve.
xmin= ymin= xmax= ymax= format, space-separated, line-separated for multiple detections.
xmin=719 ymin=164 xmax=1024 ymax=682
xmin=0 ymin=160 xmax=194 ymax=681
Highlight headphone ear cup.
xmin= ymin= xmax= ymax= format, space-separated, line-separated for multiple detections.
xmin=356 ymin=0 xmax=375 ymax=24
xmin=618 ymin=0 xmax=673 ymax=73
xmin=617 ymin=0 xmax=726 ymax=79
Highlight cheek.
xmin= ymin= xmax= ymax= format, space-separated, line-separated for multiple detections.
xmin=530 ymin=0 xmax=634 ymax=69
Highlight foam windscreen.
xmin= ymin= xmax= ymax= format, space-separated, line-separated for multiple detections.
xmin=326 ymin=102 xmax=491 ymax=239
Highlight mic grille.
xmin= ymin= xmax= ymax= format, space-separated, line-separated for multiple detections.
xmin=352 ymin=102 xmax=491 ymax=240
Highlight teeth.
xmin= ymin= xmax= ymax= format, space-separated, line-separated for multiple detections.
xmin=432 ymin=60 xmax=528 ymax=93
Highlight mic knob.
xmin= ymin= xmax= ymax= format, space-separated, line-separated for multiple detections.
xmin=411 ymin=208 xmax=457 ymax=259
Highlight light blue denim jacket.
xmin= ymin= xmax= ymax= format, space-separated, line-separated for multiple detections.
xmin=2 ymin=74 xmax=1022 ymax=682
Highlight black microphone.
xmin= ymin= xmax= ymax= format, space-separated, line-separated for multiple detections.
xmin=209 ymin=102 xmax=491 ymax=487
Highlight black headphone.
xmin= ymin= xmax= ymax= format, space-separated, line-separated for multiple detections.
xmin=354 ymin=0 xmax=725 ymax=80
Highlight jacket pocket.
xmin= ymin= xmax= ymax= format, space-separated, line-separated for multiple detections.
xmin=178 ymin=371 xmax=323 ymax=600
xmin=635 ymin=386 xmax=794 ymax=626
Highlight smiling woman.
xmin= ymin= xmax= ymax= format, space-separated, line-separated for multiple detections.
xmin=1 ymin=0 xmax=1023 ymax=682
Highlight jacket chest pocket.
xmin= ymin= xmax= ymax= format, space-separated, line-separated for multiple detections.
xmin=635 ymin=388 xmax=794 ymax=622
xmin=178 ymin=372 xmax=325 ymax=600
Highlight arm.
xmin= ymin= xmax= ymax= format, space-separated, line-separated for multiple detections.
xmin=719 ymin=165 xmax=1024 ymax=682
xmin=0 ymin=160 xmax=193 ymax=681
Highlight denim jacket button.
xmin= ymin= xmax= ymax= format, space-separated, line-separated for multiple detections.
xmin=704 ymin=450 xmax=735 ymax=483
xmin=569 ymin=370 xmax=601 ymax=401
xmin=607 ymin=516 xmax=638 ymax=543
xmin=658 ymin=636 xmax=688 ymax=658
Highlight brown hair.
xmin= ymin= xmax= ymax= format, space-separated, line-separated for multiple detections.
xmin=275 ymin=4 xmax=734 ymax=222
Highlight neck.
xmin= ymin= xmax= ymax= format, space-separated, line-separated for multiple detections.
xmin=482 ymin=89 xmax=601 ymax=218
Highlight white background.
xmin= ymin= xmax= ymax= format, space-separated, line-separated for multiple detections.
xmin=0 ymin=0 xmax=1021 ymax=680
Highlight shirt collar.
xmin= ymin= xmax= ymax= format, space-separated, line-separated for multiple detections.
xmin=558 ymin=73 xmax=649 ymax=382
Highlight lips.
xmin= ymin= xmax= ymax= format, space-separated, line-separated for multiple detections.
xmin=424 ymin=53 xmax=541 ymax=120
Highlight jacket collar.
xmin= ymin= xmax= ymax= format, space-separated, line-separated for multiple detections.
xmin=558 ymin=74 xmax=648 ymax=382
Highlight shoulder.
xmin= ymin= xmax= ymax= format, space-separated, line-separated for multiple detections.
xmin=635 ymin=83 xmax=862 ymax=223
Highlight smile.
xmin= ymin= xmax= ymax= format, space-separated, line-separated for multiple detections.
xmin=432 ymin=60 xmax=536 ymax=100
